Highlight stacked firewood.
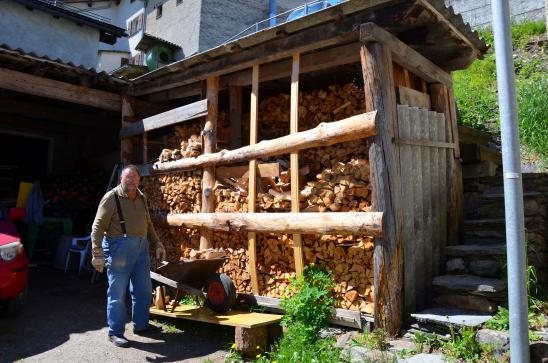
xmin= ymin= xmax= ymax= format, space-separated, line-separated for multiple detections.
xmin=303 ymin=234 xmax=374 ymax=313
xmin=213 ymin=231 xmax=253 ymax=293
xmin=257 ymin=83 xmax=366 ymax=140
xmin=181 ymin=247 xmax=228 ymax=260
xmin=154 ymin=226 xmax=200 ymax=262
xmin=141 ymin=172 xmax=202 ymax=214
xmin=257 ymin=233 xmax=297 ymax=297
xmin=301 ymin=158 xmax=372 ymax=213
xmin=144 ymin=82 xmax=376 ymax=313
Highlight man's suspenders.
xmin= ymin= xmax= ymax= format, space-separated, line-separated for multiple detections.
xmin=113 ymin=193 xmax=127 ymax=237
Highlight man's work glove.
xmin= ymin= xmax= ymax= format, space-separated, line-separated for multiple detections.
xmin=91 ymin=255 xmax=105 ymax=273
xmin=156 ymin=241 xmax=167 ymax=262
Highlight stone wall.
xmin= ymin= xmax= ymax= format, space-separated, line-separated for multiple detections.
xmin=463 ymin=173 xmax=548 ymax=288
xmin=445 ymin=0 xmax=545 ymax=29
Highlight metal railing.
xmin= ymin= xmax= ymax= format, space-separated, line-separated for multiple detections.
xmin=37 ymin=0 xmax=112 ymax=23
xmin=222 ymin=0 xmax=347 ymax=45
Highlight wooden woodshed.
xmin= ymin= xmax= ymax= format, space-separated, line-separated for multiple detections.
xmin=120 ymin=0 xmax=488 ymax=335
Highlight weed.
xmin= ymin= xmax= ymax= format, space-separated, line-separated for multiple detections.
xmin=279 ymin=264 xmax=335 ymax=342
xmin=179 ymin=293 xmax=204 ymax=306
xmin=442 ymin=326 xmax=484 ymax=362
xmin=352 ymin=327 xmax=388 ymax=351
xmin=255 ymin=264 xmax=344 ymax=363
xmin=412 ymin=331 xmax=427 ymax=353
xmin=150 ymin=318 xmax=178 ymax=333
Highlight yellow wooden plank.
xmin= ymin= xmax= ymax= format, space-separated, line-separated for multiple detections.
xmin=150 ymin=305 xmax=282 ymax=328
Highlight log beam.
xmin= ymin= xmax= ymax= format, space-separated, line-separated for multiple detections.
xmin=248 ymin=64 xmax=260 ymax=294
xmin=120 ymin=99 xmax=208 ymax=138
xmin=361 ymin=41 xmax=404 ymax=336
xmin=290 ymin=53 xmax=304 ymax=277
xmin=0 ymin=67 xmax=121 ymax=111
xmin=200 ymin=76 xmax=219 ymax=250
xmin=152 ymin=111 xmax=378 ymax=172
xmin=162 ymin=212 xmax=383 ymax=236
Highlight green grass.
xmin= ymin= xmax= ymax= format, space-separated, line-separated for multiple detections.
xmin=453 ymin=21 xmax=547 ymax=162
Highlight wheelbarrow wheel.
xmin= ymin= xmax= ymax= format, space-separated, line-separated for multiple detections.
xmin=204 ymin=273 xmax=236 ymax=313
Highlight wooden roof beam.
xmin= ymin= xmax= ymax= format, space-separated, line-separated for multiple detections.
xmin=0 ymin=67 xmax=121 ymax=111
xmin=360 ymin=22 xmax=453 ymax=87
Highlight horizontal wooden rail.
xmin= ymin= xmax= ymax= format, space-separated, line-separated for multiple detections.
xmin=120 ymin=99 xmax=208 ymax=138
xmin=152 ymin=110 xmax=377 ymax=172
xmin=157 ymin=212 xmax=383 ymax=237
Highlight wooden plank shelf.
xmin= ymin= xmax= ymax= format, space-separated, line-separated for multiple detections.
xmin=150 ymin=304 xmax=282 ymax=329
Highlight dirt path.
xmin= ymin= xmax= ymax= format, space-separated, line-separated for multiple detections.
xmin=0 ymin=265 xmax=232 ymax=362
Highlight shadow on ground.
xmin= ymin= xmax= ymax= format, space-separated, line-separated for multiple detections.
xmin=0 ymin=265 xmax=232 ymax=362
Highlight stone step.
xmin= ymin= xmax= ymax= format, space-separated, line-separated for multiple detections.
xmin=464 ymin=218 xmax=506 ymax=230
xmin=434 ymin=294 xmax=498 ymax=314
xmin=432 ymin=274 xmax=506 ymax=300
xmin=445 ymin=244 xmax=506 ymax=257
xmin=446 ymin=257 xmax=502 ymax=278
xmin=411 ymin=307 xmax=493 ymax=332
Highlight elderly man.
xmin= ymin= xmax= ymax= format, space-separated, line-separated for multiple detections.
xmin=91 ymin=165 xmax=166 ymax=348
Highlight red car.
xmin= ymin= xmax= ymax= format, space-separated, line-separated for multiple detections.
xmin=0 ymin=220 xmax=28 ymax=314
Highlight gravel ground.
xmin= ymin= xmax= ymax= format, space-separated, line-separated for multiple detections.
xmin=0 ymin=265 xmax=233 ymax=363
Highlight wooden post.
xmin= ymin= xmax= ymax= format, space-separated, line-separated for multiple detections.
xmin=121 ymin=95 xmax=135 ymax=164
xmin=229 ymin=85 xmax=243 ymax=149
xmin=447 ymin=87 xmax=463 ymax=243
xmin=360 ymin=42 xmax=403 ymax=336
xmin=248 ymin=65 xmax=260 ymax=294
xmin=290 ymin=53 xmax=304 ymax=277
xmin=143 ymin=132 xmax=148 ymax=164
xmin=200 ymin=76 xmax=219 ymax=250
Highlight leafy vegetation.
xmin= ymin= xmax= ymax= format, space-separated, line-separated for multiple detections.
xmin=441 ymin=327 xmax=495 ymax=362
xmin=453 ymin=21 xmax=547 ymax=163
xmin=252 ymin=264 xmax=345 ymax=363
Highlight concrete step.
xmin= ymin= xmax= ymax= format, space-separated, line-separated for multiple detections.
xmin=411 ymin=307 xmax=493 ymax=333
xmin=432 ymin=274 xmax=506 ymax=300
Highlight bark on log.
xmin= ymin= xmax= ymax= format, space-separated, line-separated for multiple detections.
xmin=152 ymin=111 xmax=378 ymax=172
xmin=161 ymin=212 xmax=382 ymax=236
xmin=361 ymin=41 xmax=404 ymax=336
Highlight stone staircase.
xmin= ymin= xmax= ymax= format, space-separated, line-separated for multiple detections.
xmin=411 ymin=128 xmax=548 ymax=332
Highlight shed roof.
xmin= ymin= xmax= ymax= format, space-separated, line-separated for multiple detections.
xmin=131 ymin=0 xmax=487 ymax=96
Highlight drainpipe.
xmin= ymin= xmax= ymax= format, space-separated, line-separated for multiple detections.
xmin=491 ymin=0 xmax=530 ymax=362
xmin=269 ymin=0 xmax=276 ymax=27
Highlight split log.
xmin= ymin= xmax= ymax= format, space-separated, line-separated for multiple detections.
xmin=163 ymin=212 xmax=383 ymax=236
xmin=152 ymin=111 xmax=377 ymax=172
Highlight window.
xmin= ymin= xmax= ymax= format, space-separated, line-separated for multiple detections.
xmin=156 ymin=4 xmax=163 ymax=19
xmin=176 ymin=0 xmax=182 ymax=5
xmin=120 ymin=57 xmax=129 ymax=66
xmin=131 ymin=52 xmax=142 ymax=65
xmin=128 ymin=14 xmax=143 ymax=36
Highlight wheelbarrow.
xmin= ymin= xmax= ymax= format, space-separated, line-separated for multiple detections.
xmin=150 ymin=257 xmax=237 ymax=313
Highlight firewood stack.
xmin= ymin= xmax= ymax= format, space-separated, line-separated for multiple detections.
xmin=154 ymin=226 xmax=200 ymax=262
xmin=256 ymin=83 xmax=366 ymax=141
xmin=141 ymin=172 xmax=202 ymax=214
xmin=257 ymin=233 xmax=297 ymax=297
xmin=144 ymin=82 xmax=376 ymax=314
xmin=213 ymin=231 xmax=253 ymax=293
xmin=303 ymin=234 xmax=375 ymax=314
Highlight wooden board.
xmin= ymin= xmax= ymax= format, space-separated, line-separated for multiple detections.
xmin=290 ymin=53 xmax=304 ymax=277
xmin=120 ymin=99 xmax=208 ymax=138
xmin=0 ymin=67 xmax=121 ymax=111
xmin=398 ymin=86 xmax=431 ymax=109
xmin=437 ymin=113 xmax=448 ymax=276
xmin=428 ymin=110 xmax=440 ymax=280
xmin=419 ymin=108 xmax=433 ymax=305
xmin=397 ymin=105 xmax=415 ymax=318
xmin=229 ymin=86 xmax=243 ymax=149
xmin=248 ymin=64 xmax=259 ymax=294
xmin=150 ymin=305 xmax=282 ymax=328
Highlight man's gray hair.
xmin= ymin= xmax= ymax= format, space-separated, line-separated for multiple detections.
xmin=121 ymin=164 xmax=141 ymax=177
